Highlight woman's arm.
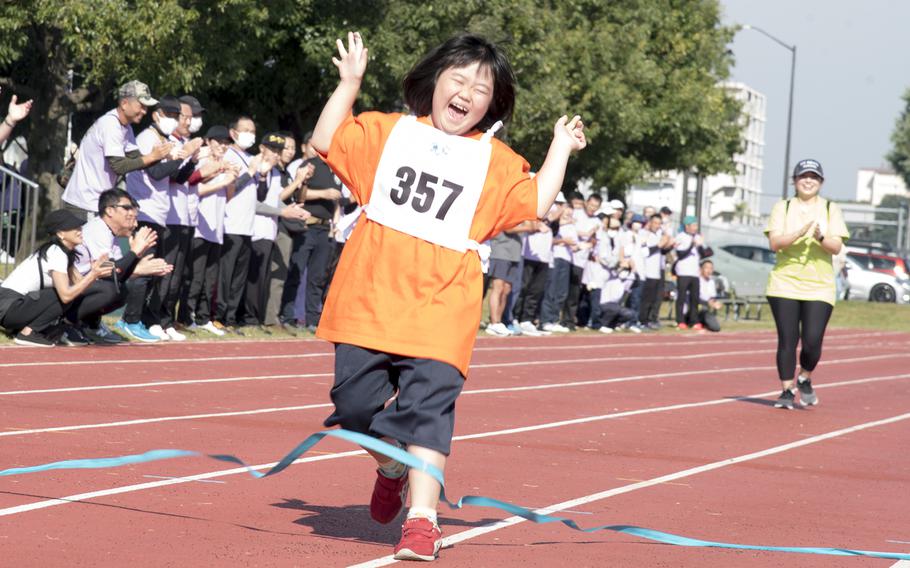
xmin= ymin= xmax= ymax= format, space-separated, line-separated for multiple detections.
xmin=51 ymin=256 xmax=113 ymax=304
xmin=311 ymin=32 xmax=369 ymax=155
xmin=767 ymin=220 xmax=814 ymax=252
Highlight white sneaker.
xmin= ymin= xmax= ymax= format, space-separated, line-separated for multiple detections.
xmin=542 ymin=322 xmax=570 ymax=333
xmin=598 ymin=326 xmax=615 ymax=334
xmin=148 ymin=324 xmax=170 ymax=341
xmin=200 ymin=321 xmax=226 ymax=336
xmin=485 ymin=322 xmax=510 ymax=337
xmin=626 ymin=324 xmax=643 ymax=334
xmin=519 ymin=321 xmax=544 ymax=336
xmin=165 ymin=326 xmax=187 ymax=341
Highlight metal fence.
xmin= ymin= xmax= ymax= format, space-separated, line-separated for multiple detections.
xmin=0 ymin=164 xmax=39 ymax=277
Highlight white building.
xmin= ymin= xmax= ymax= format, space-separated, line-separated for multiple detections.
xmin=856 ymin=167 xmax=908 ymax=205
xmin=624 ymin=82 xmax=767 ymax=227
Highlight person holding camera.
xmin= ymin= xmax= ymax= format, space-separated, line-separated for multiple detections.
xmin=0 ymin=210 xmax=116 ymax=346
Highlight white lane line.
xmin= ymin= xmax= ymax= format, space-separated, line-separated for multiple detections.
xmin=2 ymin=344 xmax=902 ymax=397
xmin=349 ymin=409 xmax=910 ymax=568
xmin=3 ymin=355 xmax=907 ymax=437
xmin=0 ymin=330 xmax=900 ymax=369
xmin=2 ymin=372 xmax=908 ymax=518
xmin=889 ymin=560 xmax=910 ymax=567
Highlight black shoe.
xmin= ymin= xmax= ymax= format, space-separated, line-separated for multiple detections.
xmin=13 ymin=331 xmax=55 ymax=347
xmin=774 ymin=389 xmax=796 ymax=410
xmin=82 ymin=324 xmax=124 ymax=345
xmin=58 ymin=324 xmax=90 ymax=347
xmin=797 ymin=377 xmax=818 ymax=406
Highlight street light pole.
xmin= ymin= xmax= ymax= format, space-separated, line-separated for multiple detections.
xmin=742 ymin=24 xmax=797 ymax=201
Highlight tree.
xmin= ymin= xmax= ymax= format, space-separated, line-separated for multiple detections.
xmin=1 ymin=0 xmax=742 ymax=229
xmin=888 ymin=88 xmax=910 ymax=189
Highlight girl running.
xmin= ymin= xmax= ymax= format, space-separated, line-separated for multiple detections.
xmin=310 ymin=32 xmax=586 ymax=560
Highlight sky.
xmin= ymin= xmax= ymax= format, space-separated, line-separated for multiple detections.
xmin=721 ymin=0 xmax=910 ymax=213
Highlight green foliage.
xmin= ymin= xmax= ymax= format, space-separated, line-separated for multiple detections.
xmin=888 ymin=88 xmax=910 ymax=189
xmin=1 ymin=0 xmax=743 ymax=197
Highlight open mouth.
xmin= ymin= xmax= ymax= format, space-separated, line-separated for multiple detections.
xmin=446 ymin=102 xmax=469 ymax=121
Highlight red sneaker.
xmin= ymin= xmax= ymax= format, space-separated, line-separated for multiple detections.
xmin=394 ymin=517 xmax=442 ymax=561
xmin=677 ymin=323 xmax=689 ymax=330
xmin=692 ymin=323 xmax=704 ymax=331
xmin=370 ymin=468 xmax=409 ymax=524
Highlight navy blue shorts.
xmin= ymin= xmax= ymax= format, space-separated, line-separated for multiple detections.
xmin=323 ymin=344 xmax=465 ymax=455
xmin=488 ymin=258 xmax=521 ymax=288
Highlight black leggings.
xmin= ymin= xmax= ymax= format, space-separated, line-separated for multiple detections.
xmin=767 ymin=296 xmax=834 ymax=381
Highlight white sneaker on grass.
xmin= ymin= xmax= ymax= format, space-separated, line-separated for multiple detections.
xmin=519 ymin=321 xmax=544 ymax=336
xmin=200 ymin=321 xmax=226 ymax=336
xmin=147 ymin=324 xmax=170 ymax=341
xmin=598 ymin=326 xmax=615 ymax=334
xmin=165 ymin=326 xmax=187 ymax=341
xmin=542 ymin=322 xmax=570 ymax=333
xmin=485 ymin=322 xmax=511 ymax=337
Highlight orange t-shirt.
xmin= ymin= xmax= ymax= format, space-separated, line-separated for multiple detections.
xmin=315 ymin=112 xmax=539 ymax=376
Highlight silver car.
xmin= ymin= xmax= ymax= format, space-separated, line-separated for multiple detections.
xmin=844 ymin=256 xmax=910 ymax=304
xmin=709 ymin=244 xmax=774 ymax=297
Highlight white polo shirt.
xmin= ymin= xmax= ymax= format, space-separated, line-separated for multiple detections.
xmin=674 ymin=232 xmax=702 ymax=277
xmin=194 ymin=158 xmax=228 ymax=245
xmin=252 ymin=168 xmax=284 ymax=242
xmin=62 ymin=109 xmax=138 ymax=212
xmin=1 ymin=245 xmax=68 ymax=295
xmin=223 ymin=147 xmax=258 ymax=237
xmin=166 ymin=136 xmax=195 ymax=227
xmin=75 ymin=215 xmax=123 ymax=275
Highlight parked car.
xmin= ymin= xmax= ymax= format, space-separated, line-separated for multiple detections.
xmin=843 ymin=255 xmax=910 ymax=304
xmin=709 ymin=244 xmax=774 ymax=297
xmin=845 ymin=249 xmax=909 ymax=280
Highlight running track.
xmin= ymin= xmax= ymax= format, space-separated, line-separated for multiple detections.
xmin=1 ymin=329 xmax=909 ymax=566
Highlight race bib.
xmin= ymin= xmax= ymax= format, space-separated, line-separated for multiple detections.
xmin=366 ymin=116 xmax=495 ymax=252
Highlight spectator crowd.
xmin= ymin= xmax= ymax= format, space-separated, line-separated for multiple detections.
xmin=0 ymin=80 xmax=723 ymax=346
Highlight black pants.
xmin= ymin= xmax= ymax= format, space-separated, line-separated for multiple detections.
xmin=323 ymin=240 xmax=345 ymax=303
xmin=697 ymin=304 xmax=721 ymax=333
xmin=675 ymin=275 xmax=700 ymax=326
xmin=68 ymin=279 xmax=127 ymax=327
xmin=123 ymin=220 xmax=165 ymax=326
xmin=243 ymin=239 xmax=274 ymax=326
xmin=159 ymin=224 xmax=193 ymax=328
xmin=186 ymin=238 xmax=220 ymax=325
xmin=768 ymin=297 xmax=834 ymax=381
xmin=639 ymin=278 xmax=662 ymax=324
xmin=281 ymin=225 xmax=332 ymax=326
xmin=601 ymin=301 xmax=636 ymax=329
xmin=561 ymin=264 xmax=584 ymax=328
xmin=0 ymin=288 xmax=63 ymax=333
xmin=217 ymin=233 xmax=251 ymax=326
xmin=515 ymin=259 xmax=549 ymax=323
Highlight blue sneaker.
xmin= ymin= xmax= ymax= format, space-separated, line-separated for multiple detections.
xmin=116 ymin=320 xmax=160 ymax=343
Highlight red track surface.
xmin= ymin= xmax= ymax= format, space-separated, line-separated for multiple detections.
xmin=1 ymin=329 xmax=909 ymax=567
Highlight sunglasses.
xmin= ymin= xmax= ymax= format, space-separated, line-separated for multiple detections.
xmin=112 ymin=203 xmax=139 ymax=212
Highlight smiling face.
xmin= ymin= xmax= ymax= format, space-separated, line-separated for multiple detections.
xmin=430 ymin=62 xmax=494 ymax=135
xmin=794 ymin=172 xmax=823 ymax=200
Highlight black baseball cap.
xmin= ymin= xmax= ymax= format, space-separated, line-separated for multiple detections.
xmin=156 ymin=95 xmax=182 ymax=115
xmin=204 ymin=125 xmax=231 ymax=141
xmin=43 ymin=209 xmax=84 ymax=234
xmin=261 ymin=132 xmax=287 ymax=151
xmin=793 ymin=159 xmax=824 ymax=179
xmin=179 ymin=95 xmax=205 ymax=116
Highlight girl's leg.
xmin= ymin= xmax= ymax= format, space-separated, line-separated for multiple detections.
xmin=768 ymin=296 xmax=801 ymax=389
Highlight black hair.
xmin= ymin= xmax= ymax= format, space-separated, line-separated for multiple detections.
xmin=587 ymin=193 xmax=603 ymax=204
xmin=98 ymin=188 xmax=137 ymax=217
xmin=649 ymin=213 xmax=662 ymax=221
xmin=36 ymin=235 xmax=80 ymax=279
xmin=659 ymin=206 xmax=672 ymax=215
xmin=301 ymin=130 xmax=314 ymax=144
xmin=402 ymin=34 xmax=516 ymax=132
xmin=567 ymin=191 xmax=585 ymax=202
xmin=230 ymin=115 xmax=254 ymax=130
xmin=277 ymin=130 xmax=295 ymax=142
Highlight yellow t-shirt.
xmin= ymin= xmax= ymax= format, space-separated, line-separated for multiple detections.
xmin=764 ymin=197 xmax=850 ymax=305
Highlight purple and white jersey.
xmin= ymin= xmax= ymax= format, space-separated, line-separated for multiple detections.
xmin=75 ymin=215 xmax=123 ymax=275
xmin=62 ymin=109 xmax=138 ymax=212
xmin=126 ymin=128 xmax=171 ymax=226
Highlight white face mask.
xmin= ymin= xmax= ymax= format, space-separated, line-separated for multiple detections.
xmin=189 ymin=117 xmax=203 ymax=134
xmin=157 ymin=115 xmax=178 ymax=136
xmin=235 ymin=131 xmax=256 ymax=150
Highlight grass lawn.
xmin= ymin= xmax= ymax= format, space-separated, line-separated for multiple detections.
xmin=1 ymin=298 xmax=908 ymax=346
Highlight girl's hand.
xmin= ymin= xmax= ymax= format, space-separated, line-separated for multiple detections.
xmin=813 ymin=223 xmax=824 ymax=241
xmin=6 ymin=92 xmax=33 ymax=123
xmin=332 ymin=31 xmax=368 ymax=82
xmin=553 ymin=115 xmax=586 ymax=152
xmin=90 ymin=254 xmax=114 ymax=279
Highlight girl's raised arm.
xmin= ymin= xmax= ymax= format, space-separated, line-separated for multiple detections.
xmin=311 ymin=32 xmax=369 ymax=154
xmin=534 ymin=115 xmax=586 ymax=218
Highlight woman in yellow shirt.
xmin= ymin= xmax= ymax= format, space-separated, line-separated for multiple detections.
xmin=765 ymin=159 xmax=849 ymax=409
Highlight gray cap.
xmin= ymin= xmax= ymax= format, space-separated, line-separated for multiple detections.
xmin=118 ymin=80 xmax=158 ymax=106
